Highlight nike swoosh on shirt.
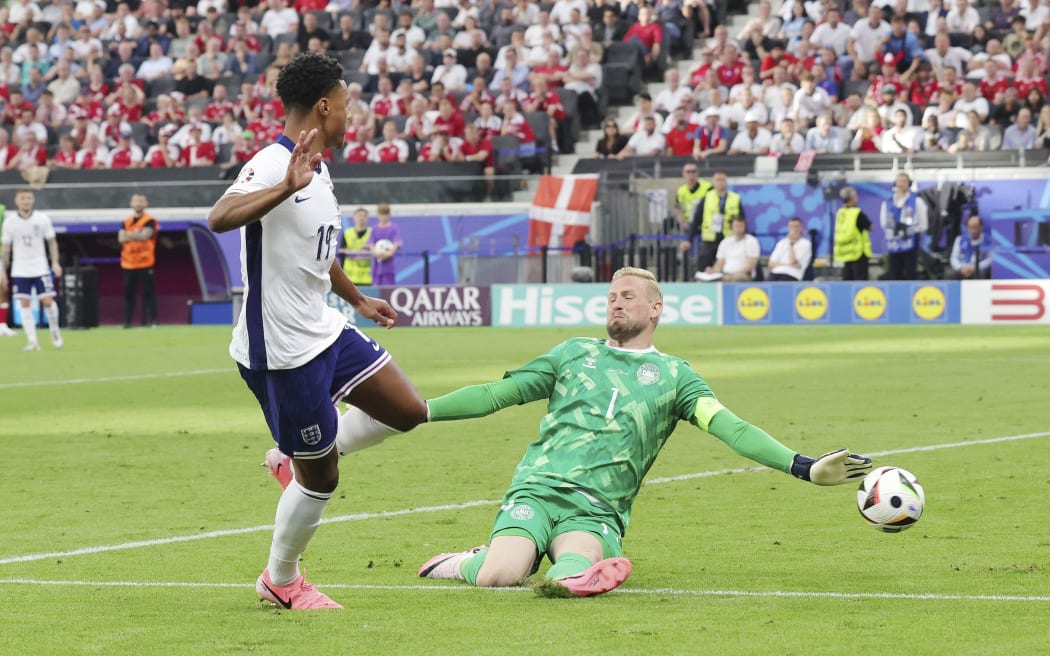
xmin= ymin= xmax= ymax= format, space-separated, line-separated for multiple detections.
xmin=294 ymin=195 xmax=311 ymax=203
xmin=261 ymin=581 xmax=293 ymax=609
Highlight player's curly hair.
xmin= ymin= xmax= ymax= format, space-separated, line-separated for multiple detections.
xmin=276 ymin=52 xmax=344 ymax=113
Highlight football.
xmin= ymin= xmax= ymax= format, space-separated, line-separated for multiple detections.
xmin=856 ymin=466 xmax=925 ymax=533
xmin=374 ymin=239 xmax=395 ymax=257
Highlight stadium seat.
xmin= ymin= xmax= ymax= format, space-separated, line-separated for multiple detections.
xmin=524 ymin=111 xmax=553 ymax=172
xmin=307 ymin=10 xmax=332 ymax=30
xmin=146 ymin=76 xmax=176 ymax=99
xmin=602 ymin=43 xmax=643 ymax=105
xmin=274 ymin=32 xmax=298 ymax=50
xmin=844 ymin=79 xmax=870 ymax=99
xmin=339 ymin=10 xmax=363 ymax=31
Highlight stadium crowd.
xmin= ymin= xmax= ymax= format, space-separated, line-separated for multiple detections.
xmin=0 ymin=0 xmax=1048 ymax=177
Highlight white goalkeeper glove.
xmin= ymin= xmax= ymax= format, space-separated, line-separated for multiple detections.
xmin=791 ymin=448 xmax=872 ymax=486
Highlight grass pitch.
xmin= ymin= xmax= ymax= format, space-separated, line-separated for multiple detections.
xmin=1 ymin=324 xmax=1048 ymax=655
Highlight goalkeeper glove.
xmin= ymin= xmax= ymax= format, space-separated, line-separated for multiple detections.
xmin=791 ymin=448 xmax=872 ymax=486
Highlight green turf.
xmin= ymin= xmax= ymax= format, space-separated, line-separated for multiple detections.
xmin=1 ymin=324 xmax=1048 ymax=655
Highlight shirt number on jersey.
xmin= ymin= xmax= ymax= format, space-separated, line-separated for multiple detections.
xmin=605 ymin=387 xmax=619 ymax=419
xmin=315 ymin=225 xmax=336 ymax=262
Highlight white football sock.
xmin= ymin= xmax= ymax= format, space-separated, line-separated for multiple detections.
xmin=268 ymin=481 xmax=332 ymax=586
xmin=19 ymin=307 xmax=37 ymax=345
xmin=44 ymin=303 xmax=60 ymax=334
xmin=335 ymin=405 xmax=402 ymax=455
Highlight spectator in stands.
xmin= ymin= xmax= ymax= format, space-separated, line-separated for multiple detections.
xmin=343 ymin=123 xmax=375 ymax=163
xmin=653 ymin=68 xmax=692 ymax=115
xmin=594 ymin=7 xmax=626 ymax=47
xmin=499 ymin=99 xmax=537 ymax=147
xmin=404 ymin=97 xmax=434 ymax=141
xmin=1036 ymin=106 xmax=1050 ymax=149
xmin=466 ymin=97 xmax=498 ymax=137
xmin=432 ymin=49 xmax=469 ymax=92
xmin=489 ymin=46 xmax=529 ymax=91
xmin=918 ymin=114 xmax=952 ymax=151
xmin=988 ymin=0 xmax=1022 ymax=31
xmin=952 ymin=82 xmax=989 ymax=128
xmin=787 ymin=19 xmax=816 ymax=58
xmin=44 ymin=59 xmax=79 ymax=106
xmin=112 ymin=82 xmax=145 ymax=121
xmin=370 ymin=120 xmax=408 ymax=164
xmin=804 ymin=113 xmax=845 ymax=152
xmin=768 ymin=217 xmax=813 ymax=281
xmin=727 ymin=85 xmax=768 ymax=130
xmin=880 ymin=172 xmax=928 ymax=280
xmin=618 ymin=115 xmax=665 ymax=158
xmin=51 ymin=134 xmax=79 ymax=170
xmin=387 ymin=30 xmax=418 ymax=74
xmin=562 ymin=49 xmax=602 ymax=128
xmin=925 ymin=32 xmax=970 ymax=79
xmin=211 ymin=109 xmax=245 ymax=150
xmin=168 ymin=17 xmax=194 ymax=60
xmin=741 ymin=22 xmax=775 ymax=64
xmin=850 ymin=107 xmax=883 ymax=151
xmin=811 ymin=7 xmax=852 ymax=72
xmin=663 ymin=107 xmax=698 ymax=157
xmin=1002 ymin=107 xmax=1038 ymax=150
xmin=179 ymin=123 xmax=216 ymax=167
xmin=623 ymin=5 xmax=663 ymax=66
xmin=770 ymin=117 xmax=805 ymax=155
xmin=417 ymin=126 xmax=460 ymax=161
xmin=780 ymin=1 xmax=809 ymax=42
xmin=174 ymin=58 xmax=215 ymax=100
xmin=847 ymin=3 xmax=890 ymax=79
xmin=1003 ymin=15 xmax=1029 ymax=61
xmin=524 ymin=75 xmax=565 ymax=151
xmin=225 ymin=130 xmax=262 ymax=172
xmin=433 ymin=97 xmax=466 ymax=138
xmin=949 ymin=110 xmax=992 ymax=152
xmin=21 ymin=66 xmax=46 ymax=105
xmin=199 ymin=36 xmax=229 ymax=81
xmin=0 ymin=47 xmax=17 ymax=86
xmin=143 ymin=124 xmax=181 ymax=168
xmin=360 ymin=28 xmax=391 ymax=76
xmin=76 ymin=132 xmax=108 ymax=169
xmin=595 ymin=118 xmax=628 ymax=159
xmin=105 ymin=126 xmax=145 ymax=169
xmin=12 ymin=129 xmax=47 ymax=172
xmin=876 ymin=83 xmax=912 ymax=127
xmin=758 ymin=40 xmax=795 ymax=82
xmin=260 ymin=0 xmax=299 ymax=38
xmin=945 ymin=0 xmax=980 ymax=34
xmin=296 ymin=11 xmax=330 ymax=54
xmin=729 ymin=64 xmax=763 ymax=103
xmin=531 ymin=45 xmax=568 ymax=88
xmin=789 ymin=72 xmax=832 ymax=129
xmin=693 ymin=108 xmax=729 ymax=159
xmin=880 ymin=108 xmax=919 ymax=153
xmin=1025 ymin=86 xmax=1046 ymax=116
xmin=880 ymin=15 xmax=923 ymax=76
xmin=728 ymin=110 xmax=772 ymax=155
xmin=625 ymin=92 xmax=664 ymax=133
xmin=0 ymin=129 xmax=17 ymax=170
xmin=35 ymin=90 xmax=66 ymax=129
xmin=702 ymin=215 xmax=760 ymax=282
xmin=949 ymin=215 xmax=992 ymax=279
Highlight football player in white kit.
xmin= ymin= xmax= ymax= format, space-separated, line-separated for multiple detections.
xmin=209 ymin=52 xmax=428 ymax=610
xmin=0 ymin=189 xmax=63 ymax=351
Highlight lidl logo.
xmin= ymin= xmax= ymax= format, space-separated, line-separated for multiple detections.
xmin=737 ymin=286 xmax=770 ymax=321
xmin=794 ymin=286 xmax=828 ymax=321
xmin=853 ymin=286 xmax=887 ymax=321
xmin=912 ymin=285 xmax=946 ymax=321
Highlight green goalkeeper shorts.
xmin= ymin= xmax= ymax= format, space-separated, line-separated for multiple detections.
xmin=489 ymin=482 xmax=625 ymax=561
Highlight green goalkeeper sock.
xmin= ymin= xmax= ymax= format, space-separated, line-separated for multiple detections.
xmin=460 ymin=548 xmax=488 ymax=586
xmin=544 ymin=553 xmax=592 ymax=581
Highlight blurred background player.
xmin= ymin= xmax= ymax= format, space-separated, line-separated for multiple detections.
xmin=0 ymin=189 xmax=63 ymax=350
xmin=0 ymin=201 xmax=14 ymax=336
xmin=419 ymin=268 xmax=872 ymax=596
xmin=118 ymin=193 xmax=159 ymax=328
xmin=369 ymin=203 xmax=402 ymax=286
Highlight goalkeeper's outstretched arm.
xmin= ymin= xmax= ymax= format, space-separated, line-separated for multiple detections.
xmin=694 ymin=397 xmax=872 ymax=486
xmin=427 ymin=377 xmax=525 ymax=421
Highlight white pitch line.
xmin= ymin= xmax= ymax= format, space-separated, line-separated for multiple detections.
xmin=2 ymin=431 xmax=1048 ymax=566
xmin=0 ymin=368 xmax=231 ymax=389
xmin=0 ymin=579 xmax=1047 ymax=603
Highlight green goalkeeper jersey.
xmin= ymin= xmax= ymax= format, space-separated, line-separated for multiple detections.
xmin=504 ymin=337 xmax=715 ymax=525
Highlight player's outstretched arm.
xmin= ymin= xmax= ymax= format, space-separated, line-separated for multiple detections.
xmin=208 ymin=129 xmax=322 ymax=234
xmin=427 ymin=377 xmax=524 ymax=422
xmin=700 ymin=401 xmax=871 ymax=485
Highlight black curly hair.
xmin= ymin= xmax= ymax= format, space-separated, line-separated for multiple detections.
xmin=276 ymin=52 xmax=344 ymax=113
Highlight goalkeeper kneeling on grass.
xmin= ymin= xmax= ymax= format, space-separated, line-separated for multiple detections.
xmin=413 ymin=267 xmax=872 ymax=597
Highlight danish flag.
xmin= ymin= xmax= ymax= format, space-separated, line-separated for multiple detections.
xmin=527 ymin=174 xmax=598 ymax=249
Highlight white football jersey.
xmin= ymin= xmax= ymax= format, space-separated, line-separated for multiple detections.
xmin=223 ymin=137 xmax=347 ymax=370
xmin=1 ymin=210 xmax=56 ymax=278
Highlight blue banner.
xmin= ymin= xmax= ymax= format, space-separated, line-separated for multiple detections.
xmin=723 ymin=281 xmax=960 ymax=325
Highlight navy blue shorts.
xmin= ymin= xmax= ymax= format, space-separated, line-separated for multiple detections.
xmin=238 ymin=324 xmax=391 ymax=460
xmin=11 ymin=274 xmax=56 ymax=298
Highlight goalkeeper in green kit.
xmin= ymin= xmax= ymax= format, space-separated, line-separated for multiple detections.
xmin=416 ymin=267 xmax=872 ymax=597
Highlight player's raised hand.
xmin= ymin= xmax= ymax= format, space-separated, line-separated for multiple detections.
xmin=353 ymin=296 xmax=398 ymax=329
xmin=285 ymin=129 xmax=322 ymax=191
xmin=808 ymin=448 xmax=873 ymax=486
